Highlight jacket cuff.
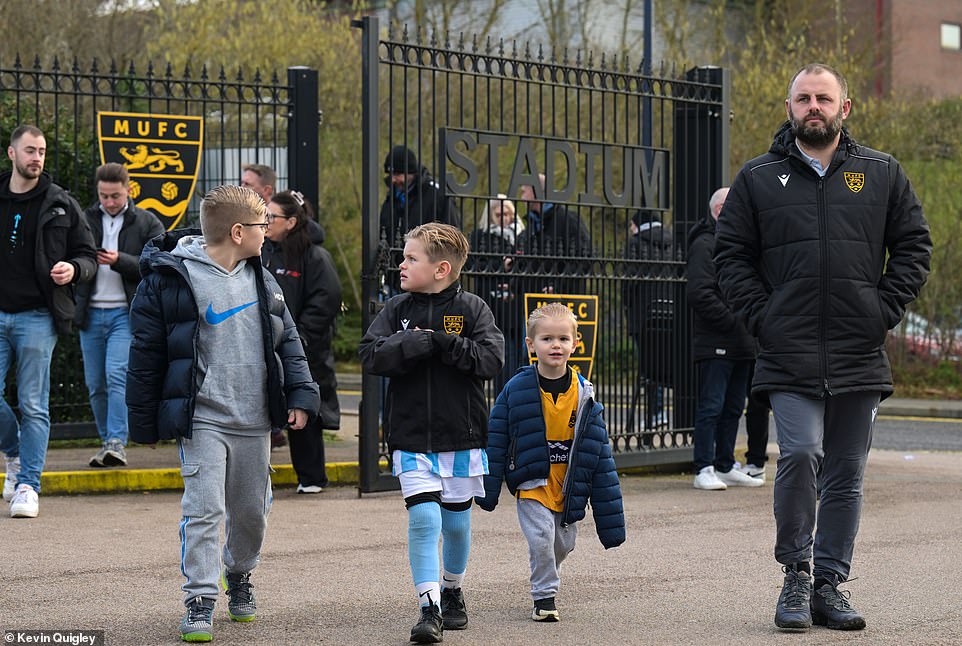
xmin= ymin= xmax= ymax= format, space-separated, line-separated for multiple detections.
xmin=431 ymin=330 xmax=456 ymax=352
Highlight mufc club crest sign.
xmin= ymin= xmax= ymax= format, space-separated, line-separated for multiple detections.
xmin=97 ymin=112 xmax=203 ymax=230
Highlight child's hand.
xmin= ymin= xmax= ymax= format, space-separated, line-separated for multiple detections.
xmin=287 ymin=409 xmax=309 ymax=430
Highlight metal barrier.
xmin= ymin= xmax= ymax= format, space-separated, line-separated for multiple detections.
xmin=354 ymin=17 xmax=730 ymax=493
xmin=0 ymin=57 xmax=319 ymax=433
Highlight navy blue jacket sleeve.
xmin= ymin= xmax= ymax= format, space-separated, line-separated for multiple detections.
xmin=477 ymin=386 xmax=511 ymax=511
xmin=589 ymin=417 xmax=627 ymax=549
xmin=126 ymin=275 xmax=167 ymax=444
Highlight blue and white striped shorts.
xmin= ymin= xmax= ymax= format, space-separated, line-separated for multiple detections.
xmin=392 ymin=449 xmax=488 ymax=502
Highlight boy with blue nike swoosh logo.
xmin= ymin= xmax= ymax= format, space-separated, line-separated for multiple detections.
xmin=126 ymin=185 xmax=319 ymax=642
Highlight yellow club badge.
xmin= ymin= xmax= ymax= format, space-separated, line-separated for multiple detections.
xmin=844 ymin=172 xmax=864 ymax=193
xmin=443 ymin=315 xmax=464 ymax=335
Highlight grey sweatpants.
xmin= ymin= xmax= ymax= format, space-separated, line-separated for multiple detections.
xmin=770 ymin=391 xmax=879 ymax=582
xmin=178 ymin=429 xmax=272 ymax=604
xmin=517 ymin=498 xmax=577 ymax=601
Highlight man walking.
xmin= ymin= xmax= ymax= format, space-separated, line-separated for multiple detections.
xmin=75 ymin=163 xmax=165 ymax=468
xmin=687 ymin=187 xmax=761 ymax=491
xmin=715 ymin=64 xmax=931 ymax=631
xmin=0 ymin=125 xmax=97 ymax=518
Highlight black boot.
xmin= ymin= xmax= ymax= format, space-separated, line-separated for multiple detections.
xmin=811 ymin=575 xmax=866 ymax=630
xmin=774 ymin=564 xmax=812 ymax=632
xmin=410 ymin=604 xmax=443 ymax=643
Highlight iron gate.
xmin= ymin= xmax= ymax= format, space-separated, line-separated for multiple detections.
xmin=0 ymin=57 xmax=319 ymax=435
xmin=354 ymin=16 xmax=729 ymax=493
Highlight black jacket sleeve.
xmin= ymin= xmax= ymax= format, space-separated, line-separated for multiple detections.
xmin=714 ymin=170 xmax=771 ymax=336
xmin=358 ymin=298 xmax=437 ymax=377
xmin=65 ymin=196 xmax=98 ymax=284
xmin=686 ymin=225 xmax=738 ymax=333
xmin=113 ymin=213 xmax=165 ymax=282
xmin=878 ymin=159 xmax=932 ymax=329
xmin=126 ymin=275 xmax=168 ymax=444
xmin=298 ymin=245 xmax=342 ymax=351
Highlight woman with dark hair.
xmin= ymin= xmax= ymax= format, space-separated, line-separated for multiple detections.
xmin=263 ymin=190 xmax=342 ymax=493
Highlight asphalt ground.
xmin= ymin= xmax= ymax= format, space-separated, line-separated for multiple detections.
xmin=3 ymin=447 xmax=960 ymax=645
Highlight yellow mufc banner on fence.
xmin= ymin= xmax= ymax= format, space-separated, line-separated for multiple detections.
xmin=97 ymin=112 xmax=203 ymax=230
xmin=523 ymin=293 xmax=598 ymax=379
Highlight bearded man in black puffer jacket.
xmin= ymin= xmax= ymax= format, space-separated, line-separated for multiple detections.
xmin=715 ymin=63 xmax=931 ymax=634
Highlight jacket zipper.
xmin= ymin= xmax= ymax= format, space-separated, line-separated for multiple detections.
xmin=426 ymin=298 xmax=433 ymax=452
xmin=817 ymin=178 xmax=830 ymax=398
xmin=561 ymin=387 xmax=591 ymax=527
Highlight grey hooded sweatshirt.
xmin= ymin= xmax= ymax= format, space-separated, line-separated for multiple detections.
xmin=172 ymin=236 xmax=270 ymax=435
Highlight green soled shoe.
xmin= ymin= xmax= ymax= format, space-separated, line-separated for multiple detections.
xmin=180 ymin=597 xmax=214 ymax=642
xmin=221 ymin=569 xmax=256 ymax=622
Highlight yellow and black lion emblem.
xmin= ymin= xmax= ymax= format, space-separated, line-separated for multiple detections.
xmin=443 ymin=315 xmax=464 ymax=335
xmin=844 ymin=172 xmax=864 ymax=193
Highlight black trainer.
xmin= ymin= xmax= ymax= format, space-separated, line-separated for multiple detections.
xmin=532 ymin=596 xmax=560 ymax=622
xmin=774 ymin=565 xmax=812 ymax=632
xmin=440 ymin=587 xmax=467 ymax=630
xmin=410 ymin=604 xmax=443 ymax=644
xmin=811 ymin=576 xmax=866 ymax=630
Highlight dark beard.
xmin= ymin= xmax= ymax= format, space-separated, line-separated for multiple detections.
xmin=791 ymin=112 xmax=843 ymax=148
xmin=14 ymin=160 xmax=41 ymax=180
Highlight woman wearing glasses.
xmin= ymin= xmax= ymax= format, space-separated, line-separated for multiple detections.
xmin=263 ymin=190 xmax=343 ymax=493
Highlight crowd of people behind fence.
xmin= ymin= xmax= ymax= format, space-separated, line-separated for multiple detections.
xmin=0 ymin=60 xmax=934 ymax=644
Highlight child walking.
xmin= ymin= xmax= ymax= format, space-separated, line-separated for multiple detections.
xmin=358 ymin=222 xmax=504 ymax=643
xmin=126 ymin=185 xmax=319 ymax=642
xmin=476 ymin=302 xmax=626 ymax=622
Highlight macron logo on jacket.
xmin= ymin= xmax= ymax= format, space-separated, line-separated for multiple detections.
xmin=205 ymin=300 xmax=258 ymax=325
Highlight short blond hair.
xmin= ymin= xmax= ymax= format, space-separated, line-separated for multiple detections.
xmin=200 ymin=185 xmax=267 ymax=244
xmin=526 ymin=302 xmax=578 ymax=337
xmin=404 ymin=222 xmax=470 ymax=279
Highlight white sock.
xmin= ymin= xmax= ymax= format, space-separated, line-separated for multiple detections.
xmin=415 ymin=582 xmax=441 ymax=608
xmin=441 ymin=569 xmax=464 ymax=590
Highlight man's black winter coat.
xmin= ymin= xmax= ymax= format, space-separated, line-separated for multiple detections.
xmin=714 ymin=124 xmax=932 ymax=400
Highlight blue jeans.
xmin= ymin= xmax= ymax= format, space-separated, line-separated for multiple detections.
xmin=0 ymin=309 xmax=58 ymax=492
xmin=692 ymin=358 xmax=751 ymax=473
xmin=79 ymin=307 xmax=132 ymax=444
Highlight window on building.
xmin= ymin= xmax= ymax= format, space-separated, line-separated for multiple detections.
xmin=942 ymin=23 xmax=961 ymax=50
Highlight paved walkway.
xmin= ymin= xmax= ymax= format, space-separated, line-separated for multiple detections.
xmin=4 ymin=446 xmax=960 ymax=645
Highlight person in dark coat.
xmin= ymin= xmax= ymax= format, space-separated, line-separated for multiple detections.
xmin=468 ymin=194 xmax=524 ymax=390
xmin=76 ymin=163 xmax=165 ymax=469
xmin=379 ymin=145 xmax=462 ymax=294
xmin=686 ymin=187 xmax=761 ymax=491
xmin=715 ymin=63 xmax=932 ymax=633
xmin=263 ymin=190 xmax=342 ymax=493
xmin=623 ymin=209 xmax=675 ymax=431
xmin=1 ymin=124 xmax=97 ymax=519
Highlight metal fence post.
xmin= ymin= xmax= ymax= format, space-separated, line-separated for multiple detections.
xmin=287 ymin=66 xmax=319 ymax=208
xmin=672 ymin=65 xmax=730 ymax=429
xmin=352 ymin=15 xmax=389 ymax=494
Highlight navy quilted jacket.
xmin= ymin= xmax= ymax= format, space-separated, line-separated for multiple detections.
xmin=476 ymin=365 xmax=626 ymax=549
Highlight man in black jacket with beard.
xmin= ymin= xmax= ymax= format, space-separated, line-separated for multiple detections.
xmin=715 ymin=63 xmax=931 ymax=633
xmin=1 ymin=124 xmax=97 ymax=518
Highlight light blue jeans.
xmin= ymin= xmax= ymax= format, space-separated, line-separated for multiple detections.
xmin=0 ymin=309 xmax=58 ymax=492
xmin=79 ymin=307 xmax=132 ymax=444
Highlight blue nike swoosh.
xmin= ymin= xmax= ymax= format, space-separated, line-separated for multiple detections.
xmin=205 ymin=300 xmax=258 ymax=325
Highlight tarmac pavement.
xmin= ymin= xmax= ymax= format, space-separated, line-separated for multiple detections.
xmin=3 ymin=446 xmax=960 ymax=645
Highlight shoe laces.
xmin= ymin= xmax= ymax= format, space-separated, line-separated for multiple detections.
xmin=187 ymin=600 xmax=214 ymax=623
xmin=226 ymin=573 xmax=254 ymax=603
xmin=441 ymin=588 xmax=464 ymax=612
xmin=817 ymin=578 xmax=856 ymax=611
xmin=780 ymin=566 xmax=810 ymax=608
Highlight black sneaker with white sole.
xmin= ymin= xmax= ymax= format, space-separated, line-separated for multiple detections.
xmin=532 ymin=596 xmax=560 ymax=622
